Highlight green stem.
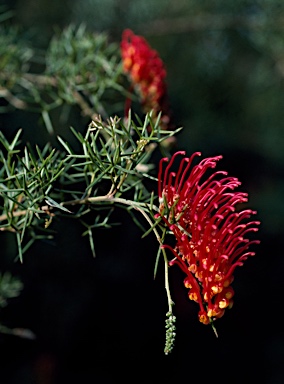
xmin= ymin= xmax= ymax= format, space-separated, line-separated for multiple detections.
xmin=63 ymin=194 xmax=159 ymax=211
xmin=63 ymin=194 xmax=173 ymax=311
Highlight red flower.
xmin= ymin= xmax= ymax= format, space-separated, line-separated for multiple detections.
xmin=120 ymin=29 xmax=169 ymax=117
xmin=157 ymin=151 xmax=260 ymax=325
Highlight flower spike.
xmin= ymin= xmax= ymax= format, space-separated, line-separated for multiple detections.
xmin=158 ymin=152 xmax=260 ymax=326
xmin=121 ymin=29 xmax=167 ymax=113
xmin=120 ymin=29 xmax=174 ymax=134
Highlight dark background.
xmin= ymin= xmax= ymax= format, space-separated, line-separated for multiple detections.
xmin=0 ymin=1 xmax=283 ymax=383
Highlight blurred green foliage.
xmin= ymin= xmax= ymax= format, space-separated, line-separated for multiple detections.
xmin=0 ymin=271 xmax=23 ymax=309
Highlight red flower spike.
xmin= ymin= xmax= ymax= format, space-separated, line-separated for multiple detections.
xmin=120 ymin=29 xmax=173 ymax=131
xmin=158 ymin=152 xmax=260 ymax=325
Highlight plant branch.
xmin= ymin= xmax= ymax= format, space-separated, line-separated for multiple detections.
xmin=62 ymin=193 xmax=174 ymax=312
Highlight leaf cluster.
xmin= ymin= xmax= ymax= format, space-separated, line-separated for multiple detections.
xmin=0 ymin=129 xmax=68 ymax=260
xmin=0 ymin=23 xmax=130 ymax=134
xmin=0 ymin=112 xmax=181 ymax=259
xmin=44 ymin=25 xmax=128 ymax=118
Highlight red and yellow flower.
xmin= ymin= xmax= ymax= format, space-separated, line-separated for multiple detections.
xmin=120 ymin=29 xmax=169 ymax=117
xmin=157 ymin=151 xmax=260 ymax=325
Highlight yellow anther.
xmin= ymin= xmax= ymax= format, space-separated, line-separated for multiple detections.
xmin=189 ymin=264 xmax=197 ymax=273
xmin=195 ymin=270 xmax=203 ymax=281
xmin=189 ymin=292 xmax=198 ymax=302
xmin=207 ymin=308 xmax=217 ymax=317
xmin=218 ymin=299 xmax=229 ymax=309
xmin=214 ymin=273 xmax=223 ymax=281
xmin=211 ymin=285 xmax=223 ymax=294
xmin=199 ymin=314 xmax=210 ymax=324
xmin=223 ymin=276 xmax=234 ymax=287
xmin=184 ymin=280 xmax=192 ymax=289
xmin=223 ymin=279 xmax=230 ymax=287
xmin=225 ymin=291 xmax=233 ymax=299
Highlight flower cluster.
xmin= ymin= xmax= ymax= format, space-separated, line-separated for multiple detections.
xmin=157 ymin=151 xmax=260 ymax=325
xmin=120 ymin=29 xmax=169 ymax=117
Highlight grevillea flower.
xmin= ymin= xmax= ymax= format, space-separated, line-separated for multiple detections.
xmin=120 ymin=29 xmax=170 ymax=121
xmin=157 ymin=151 xmax=260 ymax=325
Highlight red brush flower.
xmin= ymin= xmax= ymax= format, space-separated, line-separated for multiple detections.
xmin=157 ymin=151 xmax=260 ymax=325
xmin=120 ymin=29 xmax=170 ymax=120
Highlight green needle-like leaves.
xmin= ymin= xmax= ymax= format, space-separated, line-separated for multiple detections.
xmin=0 ymin=112 xmax=181 ymax=260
